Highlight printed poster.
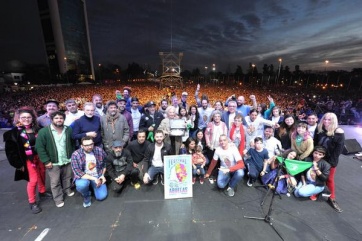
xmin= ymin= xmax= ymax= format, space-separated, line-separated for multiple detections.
xmin=164 ymin=155 xmax=193 ymax=199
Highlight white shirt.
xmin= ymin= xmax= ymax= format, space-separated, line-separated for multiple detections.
xmin=213 ymin=145 xmax=242 ymax=168
xmin=152 ymin=144 xmax=164 ymax=167
xmin=85 ymin=152 xmax=98 ymax=177
xmin=64 ymin=110 xmax=84 ymax=126
xmin=198 ymin=107 xmax=214 ymax=125
xmin=308 ymin=125 xmax=317 ymax=138
xmin=263 ymin=136 xmax=282 ymax=158
xmin=131 ymin=108 xmax=141 ymax=132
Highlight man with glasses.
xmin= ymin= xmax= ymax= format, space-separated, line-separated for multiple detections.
xmin=71 ymin=136 xmax=107 ymax=208
xmin=221 ymin=99 xmax=245 ymax=130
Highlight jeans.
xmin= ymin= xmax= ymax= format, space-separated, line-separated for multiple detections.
xmin=192 ymin=164 xmax=205 ymax=177
xmin=75 ymin=178 xmax=108 ymax=201
xmin=246 ymin=161 xmax=262 ymax=183
xmin=147 ymin=166 xmax=164 ymax=181
xmin=217 ymin=169 xmax=245 ymax=189
xmin=47 ymin=163 xmax=72 ymax=204
xmin=294 ymin=181 xmax=325 ymax=198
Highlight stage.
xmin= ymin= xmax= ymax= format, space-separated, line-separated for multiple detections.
xmin=0 ymin=125 xmax=361 ymax=241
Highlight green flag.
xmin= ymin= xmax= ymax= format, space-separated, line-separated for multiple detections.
xmin=284 ymin=159 xmax=313 ymax=176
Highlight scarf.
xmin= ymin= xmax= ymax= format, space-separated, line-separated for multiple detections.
xmin=106 ymin=112 xmax=120 ymax=134
xmin=17 ymin=123 xmax=37 ymax=162
xmin=229 ymin=123 xmax=245 ymax=155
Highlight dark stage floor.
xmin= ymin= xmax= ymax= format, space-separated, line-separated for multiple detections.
xmin=0 ymin=125 xmax=361 ymax=241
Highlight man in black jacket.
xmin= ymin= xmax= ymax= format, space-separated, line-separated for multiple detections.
xmin=143 ymin=130 xmax=173 ymax=185
xmin=105 ymin=140 xmax=133 ymax=193
xmin=139 ymin=101 xmax=164 ymax=142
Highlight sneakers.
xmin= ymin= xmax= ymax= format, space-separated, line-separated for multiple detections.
xmin=200 ymin=177 xmax=204 ymax=184
xmin=192 ymin=177 xmax=196 ymax=185
xmin=56 ymin=201 xmax=65 ymax=208
xmin=226 ymin=187 xmax=235 ymax=197
xmin=66 ymin=191 xmax=75 ymax=197
xmin=310 ymin=194 xmax=318 ymax=201
xmin=134 ymin=182 xmax=141 ymax=190
xmin=152 ymin=175 xmax=159 ymax=185
xmin=39 ymin=191 xmax=52 ymax=199
xmin=160 ymin=174 xmax=164 ymax=186
xmin=83 ymin=196 xmax=91 ymax=208
xmin=29 ymin=203 xmax=42 ymax=214
xmin=247 ymin=178 xmax=253 ymax=187
xmin=328 ymin=198 xmax=343 ymax=213
xmin=208 ymin=178 xmax=214 ymax=184
xmin=321 ymin=187 xmax=331 ymax=198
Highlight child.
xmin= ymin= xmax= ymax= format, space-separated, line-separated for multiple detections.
xmin=291 ymin=122 xmax=314 ymax=160
xmin=245 ymin=137 xmax=269 ymax=186
xmin=294 ymin=146 xmax=331 ymax=200
xmin=192 ymin=145 xmax=207 ymax=184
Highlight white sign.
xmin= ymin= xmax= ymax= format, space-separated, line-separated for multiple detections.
xmin=164 ymin=155 xmax=193 ymax=199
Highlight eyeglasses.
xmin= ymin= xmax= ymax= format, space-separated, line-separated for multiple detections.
xmin=82 ymin=143 xmax=94 ymax=147
xmin=20 ymin=116 xmax=32 ymax=120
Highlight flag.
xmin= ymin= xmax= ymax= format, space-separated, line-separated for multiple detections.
xmin=276 ymin=157 xmax=313 ymax=176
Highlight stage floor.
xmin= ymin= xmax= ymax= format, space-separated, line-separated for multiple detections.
xmin=0 ymin=125 xmax=361 ymax=241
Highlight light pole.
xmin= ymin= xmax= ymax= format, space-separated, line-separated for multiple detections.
xmin=212 ymin=64 xmax=216 ymax=82
xmin=277 ymin=58 xmax=282 ymax=85
xmin=98 ymin=64 xmax=102 ymax=82
xmin=204 ymin=66 xmax=208 ymax=83
xmin=325 ymin=60 xmax=329 ymax=85
xmin=64 ymin=57 xmax=69 ymax=83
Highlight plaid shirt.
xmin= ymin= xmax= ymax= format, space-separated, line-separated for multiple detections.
xmin=71 ymin=146 xmax=107 ymax=180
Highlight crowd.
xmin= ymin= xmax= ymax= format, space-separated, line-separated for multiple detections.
xmin=2 ymin=82 xmax=351 ymax=215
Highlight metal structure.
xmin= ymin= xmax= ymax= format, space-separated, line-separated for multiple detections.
xmin=158 ymin=52 xmax=183 ymax=89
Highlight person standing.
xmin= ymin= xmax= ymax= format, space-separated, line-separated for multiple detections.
xmin=130 ymin=97 xmax=142 ymax=140
xmin=139 ymin=101 xmax=164 ymax=142
xmin=36 ymin=111 xmax=75 ymax=208
xmin=117 ymin=98 xmax=134 ymax=139
xmin=71 ymin=136 xmax=108 ymax=208
xmin=64 ymin=99 xmax=84 ymax=127
xmin=37 ymin=99 xmax=59 ymax=128
xmin=314 ymin=112 xmax=345 ymax=213
xmin=3 ymin=106 xmax=51 ymax=214
xmin=101 ymin=101 xmax=130 ymax=154
xmin=92 ymin=94 xmax=106 ymax=117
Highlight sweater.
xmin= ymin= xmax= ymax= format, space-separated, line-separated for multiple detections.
xmin=72 ymin=115 xmax=102 ymax=145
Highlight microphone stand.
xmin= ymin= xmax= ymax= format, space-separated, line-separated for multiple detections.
xmin=244 ymin=159 xmax=286 ymax=241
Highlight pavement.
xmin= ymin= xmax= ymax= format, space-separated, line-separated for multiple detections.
xmin=0 ymin=126 xmax=362 ymax=241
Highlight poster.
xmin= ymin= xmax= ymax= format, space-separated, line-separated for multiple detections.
xmin=164 ymin=154 xmax=193 ymax=199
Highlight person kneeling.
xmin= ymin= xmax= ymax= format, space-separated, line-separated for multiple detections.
xmin=205 ymin=135 xmax=245 ymax=197
xmin=105 ymin=141 xmax=133 ymax=193
xmin=294 ymin=146 xmax=330 ymax=201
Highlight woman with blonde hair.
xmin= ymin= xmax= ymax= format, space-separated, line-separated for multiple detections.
xmin=314 ymin=112 xmax=345 ymax=213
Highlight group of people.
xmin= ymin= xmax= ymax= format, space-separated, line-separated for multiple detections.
xmin=3 ymin=84 xmax=345 ymax=215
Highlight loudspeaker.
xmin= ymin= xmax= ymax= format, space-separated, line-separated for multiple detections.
xmin=343 ymin=139 xmax=362 ymax=155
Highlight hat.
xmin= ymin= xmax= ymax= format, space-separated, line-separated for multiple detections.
xmin=131 ymin=97 xmax=139 ymax=102
xmin=116 ymin=98 xmax=126 ymax=103
xmin=146 ymin=101 xmax=156 ymax=107
xmin=45 ymin=99 xmax=59 ymax=106
xmin=112 ymin=140 xmax=125 ymax=148
xmin=182 ymin=92 xmax=188 ymax=96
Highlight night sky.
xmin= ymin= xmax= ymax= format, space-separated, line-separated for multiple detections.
xmin=1 ymin=0 xmax=362 ymax=72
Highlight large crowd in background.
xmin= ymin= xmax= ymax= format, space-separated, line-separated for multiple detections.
xmin=2 ymin=81 xmax=358 ymax=215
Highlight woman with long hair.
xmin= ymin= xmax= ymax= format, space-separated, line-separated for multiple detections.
xmin=275 ymin=114 xmax=296 ymax=151
xmin=3 ymin=106 xmax=51 ymax=214
xmin=314 ymin=112 xmax=345 ymax=213
xmin=188 ymin=105 xmax=202 ymax=138
xmin=291 ymin=122 xmax=314 ymax=160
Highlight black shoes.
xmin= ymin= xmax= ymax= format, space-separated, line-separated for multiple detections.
xmin=39 ymin=191 xmax=53 ymax=199
xmin=29 ymin=203 xmax=42 ymax=214
xmin=328 ymin=198 xmax=343 ymax=213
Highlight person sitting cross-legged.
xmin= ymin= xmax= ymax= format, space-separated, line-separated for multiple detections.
xmin=205 ymin=134 xmax=245 ymax=197
xmin=105 ymin=140 xmax=133 ymax=193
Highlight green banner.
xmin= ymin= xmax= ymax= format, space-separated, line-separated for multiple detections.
xmin=276 ymin=157 xmax=313 ymax=176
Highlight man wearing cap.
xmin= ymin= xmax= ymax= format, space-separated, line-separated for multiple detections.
xmin=37 ymin=99 xmax=59 ymax=128
xmin=92 ymin=94 xmax=106 ymax=117
xmin=117 ymin=98 xmax=134 ymax=139
xmin=140 ymin=101 xmax=164 ymax=142
xmin=105 ymin=140 xmax=133 ymax=193
xmin=101 ymin=101 xmax=130 ymax=154
xmin=130 ymin=97 xmax=143 ymax=141
xmin=64 ymin=99 xmax=84 ymax=127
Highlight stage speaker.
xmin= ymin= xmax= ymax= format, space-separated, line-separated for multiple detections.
xmin=343 ymin=139 xmax=362 ymax=155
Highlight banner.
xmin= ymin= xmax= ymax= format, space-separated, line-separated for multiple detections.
xmin=164 ymin=155 xmax=193 ymax=199
xmin=276 ymin=157 xmax=313 ymax=176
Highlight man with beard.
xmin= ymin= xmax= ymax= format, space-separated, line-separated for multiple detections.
xmin=37 ymin=99 xmax=59 ymax=128
xmin=140 ymin=101 xmax=164 ymax=142
xmin=117 ymin=98 xmax=133 ymax=139
xmin=36 ymin=111 xmax=75 ymax=208
xmin=225 ymin=95 xmax=257 ymax=117
xmin=130 ymin=97 xmax=143 ymax=140
xmin=64 ymin=99 xmax=84 ymax=126
xmin=159 ymin=99 xmax=169 ymax=118
xmin=92 ymin=94 xmax=106 ymax=117
xmin=143 ymin=130 xmax=172 ymax=185
xmin=263 ymin=126 xmax=282 ymax=159
xmin=105 ymin=141 xmax=133 ymax=193
xmin=71 ymin=136 xmax=107 ymax=208
xmin=197 ymin=98 xmax=214 ymax=131
xmin=72 ymin=102 xmax=102 ymax=147
xmin=127 ymin=130 xmax=151 ymax=189
xmin=101 ymin=101 xmax=130 ymax=154
xmin=307 ymin=113 xmax=319 ymax=138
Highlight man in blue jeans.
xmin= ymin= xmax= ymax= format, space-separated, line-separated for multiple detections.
xmin=71 ymin=136 xmax=107 ymax=207
xmin=205 ymin=134 xmax=245 ymax=197
xmin=143 ymin=130 xmax=173 ymax=185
